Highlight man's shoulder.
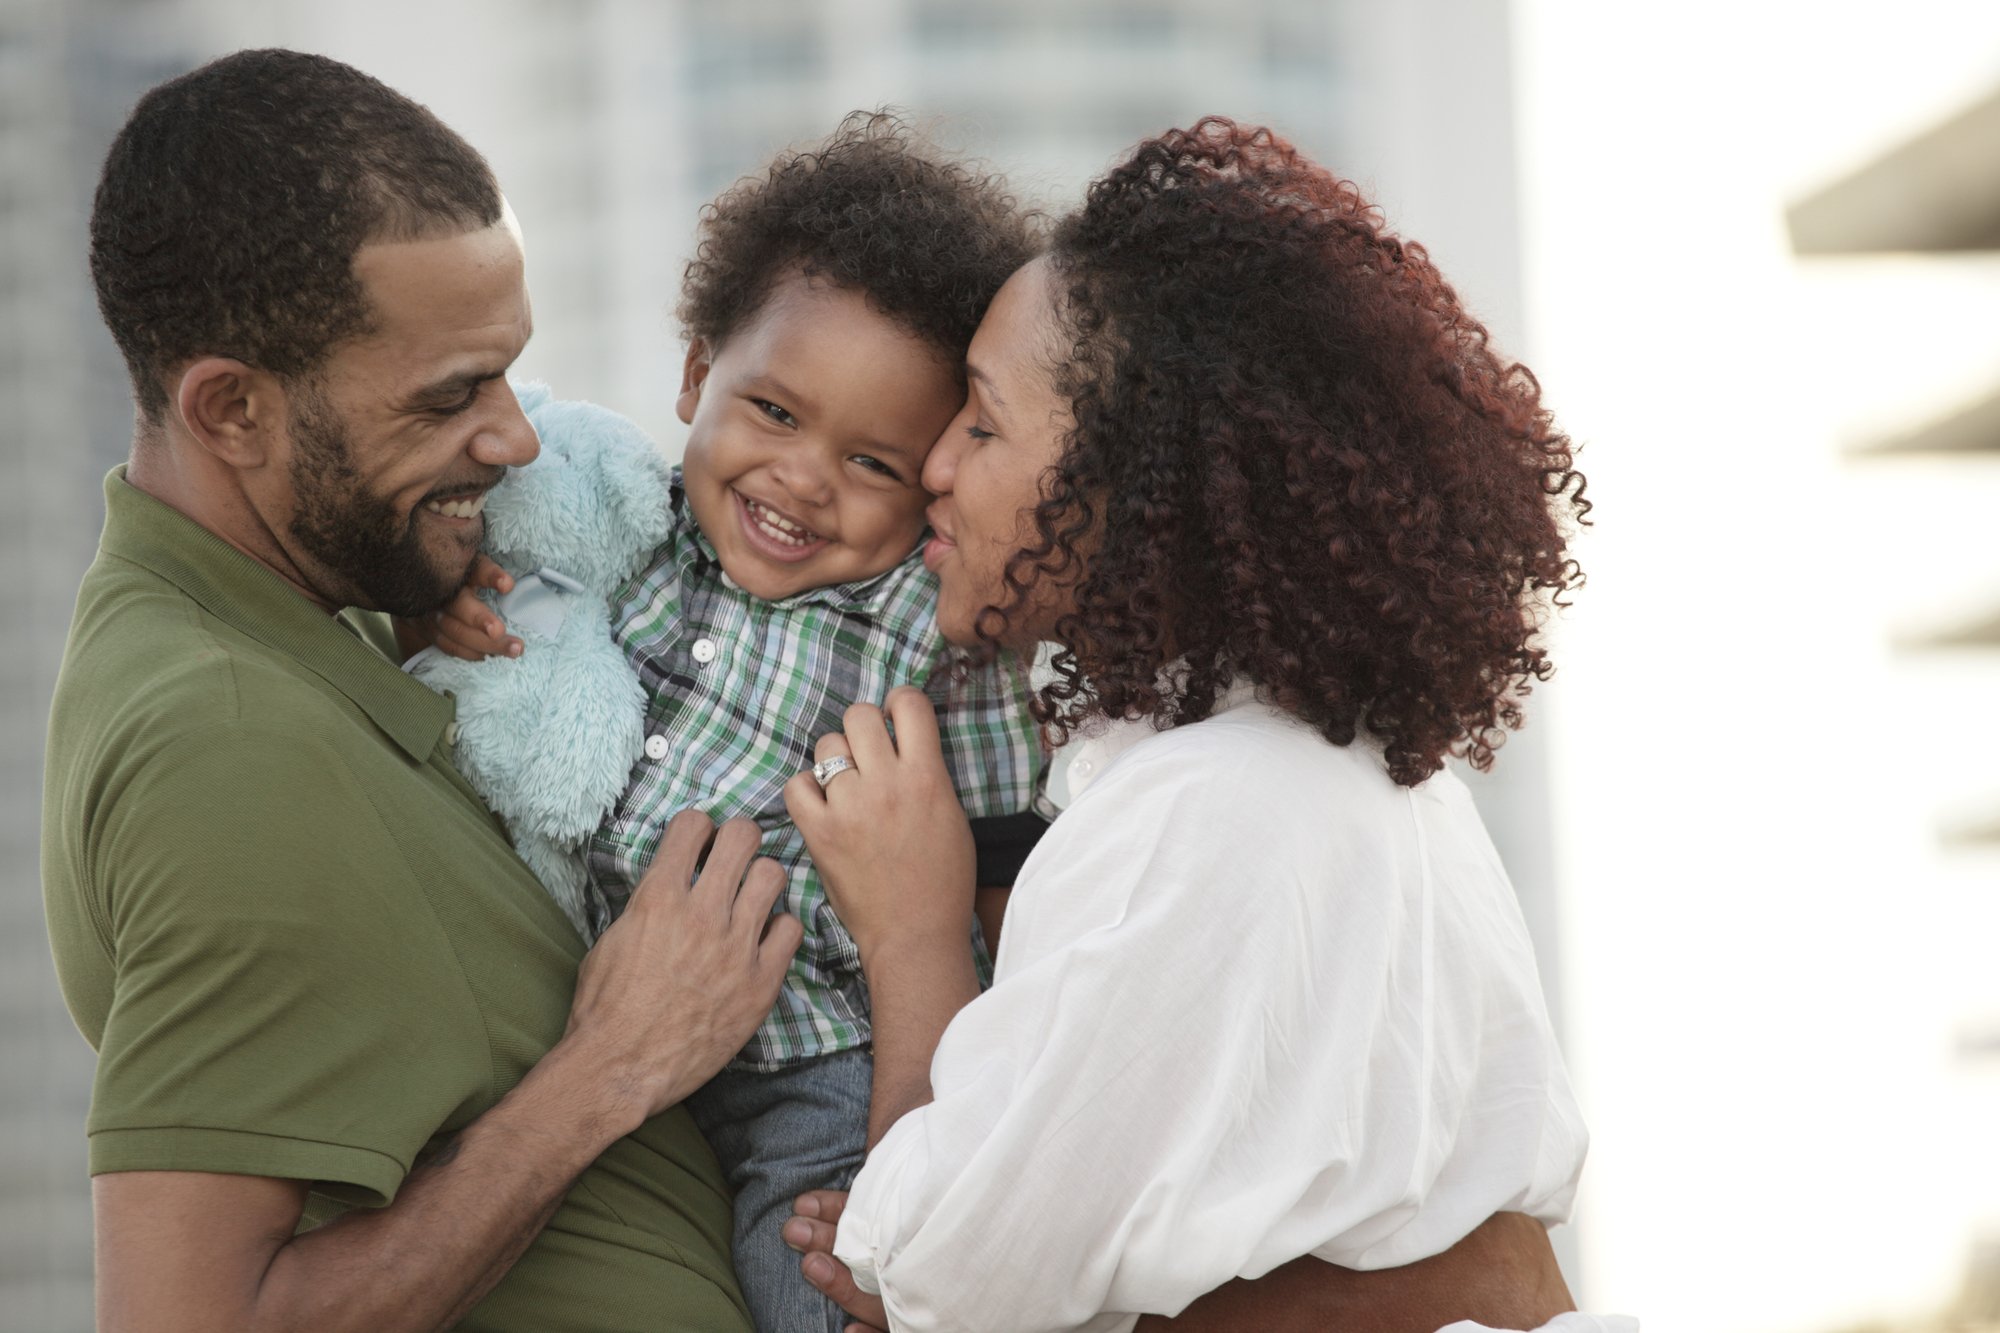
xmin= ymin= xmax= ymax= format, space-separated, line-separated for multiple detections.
xmin=54 ymin=551 xmax=365 ymax=756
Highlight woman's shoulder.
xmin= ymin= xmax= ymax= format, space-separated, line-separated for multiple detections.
xmin=1080 ymin=688 xmax=1408 ymax=824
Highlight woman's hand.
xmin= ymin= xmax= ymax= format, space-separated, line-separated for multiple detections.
xmin=393 ymin=555 xmax=523 ymax=662
xmin=782 ymin=1191 xmax=888 ymax=1333
xmin=784 ymin=686 xmax=977 ymax=964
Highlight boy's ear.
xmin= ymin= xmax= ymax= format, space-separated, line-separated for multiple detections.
xmin=174 ymin=357 xmax=282 ymax=470
xmin=676 ymin=339 xmax=713 ymax=426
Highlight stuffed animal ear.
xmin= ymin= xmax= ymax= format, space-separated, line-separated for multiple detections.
xmin=497 ymin=392 xmax=674 ymax=591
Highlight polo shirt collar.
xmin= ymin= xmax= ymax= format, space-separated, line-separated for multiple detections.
xmin=96 ymin=468 xmax=450 ymax=761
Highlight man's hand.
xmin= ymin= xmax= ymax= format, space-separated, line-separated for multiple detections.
xmin=94 ymin=810 xmax=800 ymax=1333
xmin=392 ymin=554 xmax=522 ymax=662
xmin=782 ymin=1190 xmax=887 ymax=1333
xmin=557 ymin=810 xmax=803 ymax=1130
xmin=1136 ymin=1211 xmax=1576 ymax=1333
xmin=783 ymin=1194 xmax=1574 ymax=1333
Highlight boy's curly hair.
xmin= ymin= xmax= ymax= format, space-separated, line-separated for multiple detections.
xmin=678 ymin=111 xmax=1036 ymax=360
xmin=988 ymin=118 xmax=1589 ymax=787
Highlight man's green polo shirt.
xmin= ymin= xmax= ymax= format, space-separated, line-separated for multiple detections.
xmin=42 ymin=470 xmax=751 ymax=1331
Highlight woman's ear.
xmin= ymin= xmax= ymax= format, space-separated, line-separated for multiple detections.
xmin=174 ymin=358 xmax=281 ymax=470
xmin=676 ymin=339 xmax=713 ymax=426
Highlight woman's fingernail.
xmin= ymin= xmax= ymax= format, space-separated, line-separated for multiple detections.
xmin=507 ymin=641 xmax=523 ymax=657
xmin=803 ymin=1254 xmax=834 ymax=1286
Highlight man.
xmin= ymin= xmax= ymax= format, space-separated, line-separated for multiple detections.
xmin=45 ymin=49 xmax=798 ymax=1331
xmin=47 ymin=47 xmax=1580 ymax=1333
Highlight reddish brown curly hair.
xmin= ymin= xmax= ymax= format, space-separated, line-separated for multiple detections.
xmin=989 ymin=118 xmax=1588 ymax=786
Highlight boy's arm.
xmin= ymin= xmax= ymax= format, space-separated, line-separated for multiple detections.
xmin=390 ymin=555 xmax=522 ymax=663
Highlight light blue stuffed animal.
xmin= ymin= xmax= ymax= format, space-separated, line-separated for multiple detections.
xmin=408 ymin=382 xmax=674 ymax=937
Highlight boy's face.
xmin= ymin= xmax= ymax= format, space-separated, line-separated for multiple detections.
xmin=677 ymin=273 xmax=959 ymax=601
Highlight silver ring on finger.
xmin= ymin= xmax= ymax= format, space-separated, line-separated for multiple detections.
xmin=811 ymin=755 xmax=858 ymax=789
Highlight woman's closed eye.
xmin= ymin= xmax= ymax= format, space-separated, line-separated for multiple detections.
xmin=964 ymin=424 xmax=995 ymax=442
xmin=753 ymin=399 xmax=798 ymax=428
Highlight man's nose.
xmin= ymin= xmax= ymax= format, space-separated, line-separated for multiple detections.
xmin=470 ymin=385 xmax=541 ymax=468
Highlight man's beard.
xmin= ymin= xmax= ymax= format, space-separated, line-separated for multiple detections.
xmin=286 ymin=389 xmax=476 ymax=618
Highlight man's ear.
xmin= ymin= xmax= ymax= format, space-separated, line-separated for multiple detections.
xmin=174 ymin=358 xmax=283 ymax=470
xmin=676 ymin=339 xmax=713 ymax=426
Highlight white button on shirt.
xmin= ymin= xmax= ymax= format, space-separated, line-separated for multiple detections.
xmin=690 ymin=637 xmax=717 ymax=665
xmin=643 ymin=734 xmax=670 ymax=762
xmin=835 ymin=681 xmax=1588 ymax=1333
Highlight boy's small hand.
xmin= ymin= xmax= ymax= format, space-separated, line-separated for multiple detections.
xmin=431 ymin=555 xmax=524 ymax=661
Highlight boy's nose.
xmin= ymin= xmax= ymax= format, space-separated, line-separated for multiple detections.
xmin=770 ymin=453 xmax=834 ymax=508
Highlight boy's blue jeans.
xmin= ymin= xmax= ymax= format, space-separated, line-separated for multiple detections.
xmin=687 ymin=1047 xmax=872 ymax=1333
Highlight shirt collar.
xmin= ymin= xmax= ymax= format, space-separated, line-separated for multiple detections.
xmin=96 ymin=467 xmax=451 ymax=761
xmin=669 ymin=468 xmax=923 ymax=615
xmin=1056 ymin=672 xmax=1262 ymax=805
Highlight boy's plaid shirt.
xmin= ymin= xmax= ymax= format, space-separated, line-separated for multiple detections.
xmin=585 ymin=473 xmax=1041 ymax=1070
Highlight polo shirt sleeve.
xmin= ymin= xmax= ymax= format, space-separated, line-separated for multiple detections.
xmin=85 ymin=722 xmax=489 ymax=1208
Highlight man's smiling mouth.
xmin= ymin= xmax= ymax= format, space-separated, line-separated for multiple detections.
xmin=422 ymin=491 xmax=489 ymax=520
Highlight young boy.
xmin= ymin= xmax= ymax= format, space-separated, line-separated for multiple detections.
xmin=420 ymin=115 xmax=1042 ymax=1331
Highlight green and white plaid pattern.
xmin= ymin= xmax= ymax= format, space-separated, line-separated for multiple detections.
xmin=586 ymin=472 xmax=1041 ymax=1070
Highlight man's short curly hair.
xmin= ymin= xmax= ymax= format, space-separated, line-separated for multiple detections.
xmin=90 ymin=49 xmax=501 ymax=423
xmin=990 ymin=118 xmax=1589 ymax=787
xmin=677 ymin=112 xmax=1035 ymax=362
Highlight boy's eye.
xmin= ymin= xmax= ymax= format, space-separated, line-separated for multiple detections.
xmin=753 ymin=399 xmax=797 ymax=428
xmin=851 ymin=454 xmax=903 ymax=482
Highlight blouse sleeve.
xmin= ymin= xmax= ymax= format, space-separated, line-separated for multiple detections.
xmin=834 ymin=719 xmax=1582 ymax=1333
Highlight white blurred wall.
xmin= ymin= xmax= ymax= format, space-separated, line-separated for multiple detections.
xmin=1513 ymin=2 xmax=2000 ymax=1327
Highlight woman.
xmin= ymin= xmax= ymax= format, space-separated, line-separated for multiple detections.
xmin=781 ymin=119 xmax=1609 ymax=1333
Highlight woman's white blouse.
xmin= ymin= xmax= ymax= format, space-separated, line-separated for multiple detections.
xmin=836 ymin=682 xmax=1588 ymax=1333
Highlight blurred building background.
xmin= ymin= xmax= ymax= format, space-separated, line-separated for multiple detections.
xmin=2 ymin=1 xmax=1996 ymax=1329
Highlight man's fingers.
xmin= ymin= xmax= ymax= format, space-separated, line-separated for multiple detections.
xmin=799 ymin=1252 xmax=889 ymax=1329
xmin=692 ymin=818 xmax=763 ymax=909
xmin=757 ymin=913 xmax=804 ymax=981
xmin=781 ymin=1215 xmax=838 ymax=1254
xmin=793 ymin=1189 xmax=850 ymax=1225
xmin=735 ymin=856 xmax=788 ymax=922
xmin=813 ymin=731 xmax=854 ymax=765
xmin=634 ymin=808 xmax=717 ymax=901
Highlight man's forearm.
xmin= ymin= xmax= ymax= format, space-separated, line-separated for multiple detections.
xmin=1135 ymin=1212 xmax=1575 ymax=1333
xmin=250 ymin=1043 xmax=639 ymax=1333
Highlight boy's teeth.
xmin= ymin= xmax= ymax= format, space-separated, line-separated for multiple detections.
xmin=747 ymin=498 xmax=816 ymax=546
xmin=424 ymin=493 xmax=487 ymax=520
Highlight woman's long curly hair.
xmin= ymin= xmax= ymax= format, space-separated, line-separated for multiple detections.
xmin=990 ymin=118 xmax=1589 ymax=787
